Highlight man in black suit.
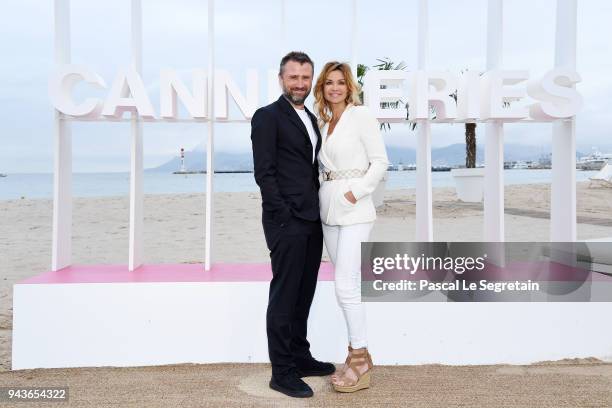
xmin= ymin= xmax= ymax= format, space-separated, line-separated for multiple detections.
xmin=250 ymin=51 xmax=335 ymax=398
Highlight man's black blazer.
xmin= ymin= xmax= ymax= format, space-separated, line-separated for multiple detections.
xmin=250 ymin=95 xmax=322 ymax=226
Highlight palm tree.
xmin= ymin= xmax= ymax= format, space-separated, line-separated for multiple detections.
xmin=450 ymin=69 xmax=511 ymax=169
xmin=449 ymin=84 xmax=477 ymax=169
xmin=464 ymin=121 xmax=477 ymax=168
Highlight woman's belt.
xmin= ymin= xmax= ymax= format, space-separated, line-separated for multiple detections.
xmin=320 ymin=168 xmax=367 ymax=181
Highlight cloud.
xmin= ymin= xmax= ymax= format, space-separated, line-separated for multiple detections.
xmin=1 ymin=0 xmax=611 ymax=172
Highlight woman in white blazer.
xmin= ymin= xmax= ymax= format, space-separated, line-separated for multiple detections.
xmin=313 ymin=62 xmax=389 ymax=393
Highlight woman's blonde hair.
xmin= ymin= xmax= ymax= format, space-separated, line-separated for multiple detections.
xmin=313 ymin=61 xmax=361 ymax=125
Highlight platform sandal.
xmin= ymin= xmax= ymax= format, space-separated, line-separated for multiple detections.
xmin=331 ymin=347 xmax=373 ymax=393
xmin=331 ymin=345 xmax=353 ymax=383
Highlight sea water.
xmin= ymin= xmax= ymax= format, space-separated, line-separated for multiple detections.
xmin=0 ymin=169 xmax=599 ymax=200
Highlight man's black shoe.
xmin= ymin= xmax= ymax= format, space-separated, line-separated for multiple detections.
xmin=295 ymin=358 xmax=336 ymax=377
xmin=269 ymin=373 xmax=313 ymax=398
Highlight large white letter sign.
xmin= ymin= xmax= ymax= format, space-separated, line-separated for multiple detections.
xmin=102 ymin=66 xmax=156 ymax=119
xmin=48 ymin=65 xmax=584 ymax=123
xmin=49 ymin=64 xmax=107 ymax=118
xmin=214 ymin=69 xmax=258 ymax=119
xmin=160 ymin=69 xmax=207 ymax=119
xmin=363 ymin=70 xmax=408 ymax=120
xmin=480 ymin=70 xmax=529 ymax=120
xmin=456 ymin=70 xmax=481 ymax=120
xmin=408 ymin=71 xmax=429 ymax=119
xmin=408 ymin=71 xmax=458 ymax=120
xmin=527 ymin=68 xmax=582 ymax=119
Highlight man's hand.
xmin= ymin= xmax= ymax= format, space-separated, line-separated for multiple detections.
xmin=344 ymin=190 xmax=357 ymax=204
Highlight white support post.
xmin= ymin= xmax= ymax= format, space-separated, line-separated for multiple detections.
xmin=128 ymin=0 xmax=144 ymax=271
xmin=349 ymin=0 xmax=358 ymax=79
xmin=280 ymin=0 xmax=286 ymax=54
xmin=416 ymin=125 xmax=433 ymax=241
xmin=484 ymin=0 xmax=505 ymax=242
xmin=416 ymin=0 xmax=433 ymax=241
xmin=204 ymin=0 xmax=215 ymax=271
xmin=51 ymin=0 xmax=72 ymax=271
xmin=551 ymin=0 xmax=577 ymax=242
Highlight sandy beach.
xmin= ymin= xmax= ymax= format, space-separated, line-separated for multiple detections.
xmin=1 ymin=182 xmax=611 ymax=406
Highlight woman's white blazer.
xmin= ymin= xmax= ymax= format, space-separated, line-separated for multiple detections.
xmin=317 ymin=104 xmax=389 ymax=226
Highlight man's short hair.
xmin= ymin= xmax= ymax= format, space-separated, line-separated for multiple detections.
xmin=279 ymin=51 xmax=314 ymax=76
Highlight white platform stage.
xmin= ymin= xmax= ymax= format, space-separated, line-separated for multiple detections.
xmin=12 ymin=263 xmax=612 ymax=370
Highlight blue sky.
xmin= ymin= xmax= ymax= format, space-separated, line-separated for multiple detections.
xmin=1 ymin=0 xmax=611 ymax=173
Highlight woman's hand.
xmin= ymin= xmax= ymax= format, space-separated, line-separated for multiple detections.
xmin=344 ymin=190 xmax=357 ymax=204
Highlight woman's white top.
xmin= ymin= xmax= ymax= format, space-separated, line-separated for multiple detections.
xmin=318 ymin=104 xmax=389 ymax=226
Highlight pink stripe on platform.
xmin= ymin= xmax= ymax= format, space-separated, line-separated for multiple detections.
xmin=18 ymin=262 xmax=335 ymax=284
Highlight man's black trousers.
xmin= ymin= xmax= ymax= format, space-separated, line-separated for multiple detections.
xmin=262 ymin=215 xmax=323 ymax=377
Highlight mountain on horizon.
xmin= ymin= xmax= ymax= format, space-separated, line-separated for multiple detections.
xmin=147 ymin=143 xmax=581 ymax=172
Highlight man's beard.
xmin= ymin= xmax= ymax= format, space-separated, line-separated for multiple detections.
xmin=282 ymin=85 xmax=311 ymax=105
